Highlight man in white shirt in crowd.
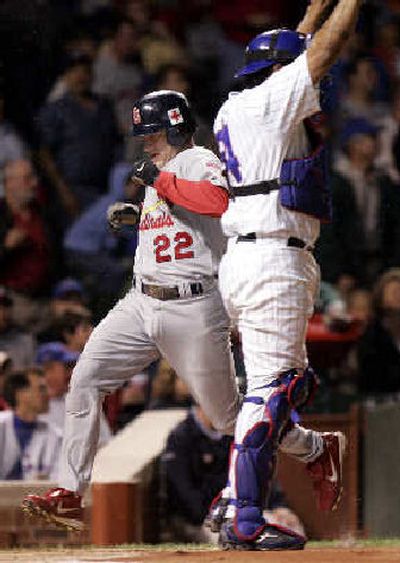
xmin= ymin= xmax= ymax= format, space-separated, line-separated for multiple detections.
xmin=0 ymin=368 xmax=61 ymax=480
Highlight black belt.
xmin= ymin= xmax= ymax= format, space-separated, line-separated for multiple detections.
xmin=230 ymin=180 xmax=281 ymax=198
xmin=237 ymin=233 xmax=314 ymax=251
xmin=135 ymin=280 xmax=204 ymax=301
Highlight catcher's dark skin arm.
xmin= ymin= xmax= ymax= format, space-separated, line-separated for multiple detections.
xmin=297 ymin=0 xmax=337 ymax=34
xmin=307 ymin=0 xmax=363 ymax=85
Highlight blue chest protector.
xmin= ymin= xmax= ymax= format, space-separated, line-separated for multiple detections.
xmin=279 ymin=118 xmax=332 ymax=222
xmin=229 ymin=115 xmax=332 ymax=223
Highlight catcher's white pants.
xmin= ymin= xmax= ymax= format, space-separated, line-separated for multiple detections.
xmin=58 ymin=285 xmax=240 ymax=493
xmin=219 ymin=238 xmax=323 ymax=502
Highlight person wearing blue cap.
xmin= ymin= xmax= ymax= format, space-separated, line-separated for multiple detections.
xmin=37 ymin=279 xmax=90 ymax=344
xmin=36 ymin=341 xmax=81 ymax=367
xmin=52 ymin=278 xmax=85 ymax=301
xmin=0 ymin=286 xmax=36 ymax=369
xmin=35 ymin=342 xmax=80 ymax=431
xmin=36 ymin=341 xmax=111 ymax=445
xmin=318 ymin=116 xmax=400 ymax=285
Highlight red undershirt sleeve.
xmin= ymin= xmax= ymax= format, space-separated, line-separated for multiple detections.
xmin=153 ymin=171 xmax=229 ymax=218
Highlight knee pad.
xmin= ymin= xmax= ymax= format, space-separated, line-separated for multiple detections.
xmin=286 ymin=366 xmax=319 ymax=411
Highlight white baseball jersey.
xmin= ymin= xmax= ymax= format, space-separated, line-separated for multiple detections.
xmin=134 ymin=146 xmax=227 ymax=285
xmin=216 ymin=52 xmax=324 ymax=506
xmin=214 ymin=52 xmax=321 ymax=244
xmin=0 ymin=411 xmax=61 ymax=480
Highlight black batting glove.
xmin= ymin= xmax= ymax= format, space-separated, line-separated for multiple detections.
xmin=130 ymin=155 xmax=160 ymax=186
xmin=107 ymin=202 xmax=140 ymax=231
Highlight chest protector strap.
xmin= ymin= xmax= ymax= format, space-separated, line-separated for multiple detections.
xmin=230 ymin=117 xmax=332 ymax=223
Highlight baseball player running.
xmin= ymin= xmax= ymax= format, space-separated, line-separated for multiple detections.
xmin=22 ymin=90 xmax=241 ymax=531
xmin=212 ymin=0 xmax=363 ymax=551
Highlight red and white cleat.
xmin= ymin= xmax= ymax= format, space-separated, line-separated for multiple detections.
xmin=22 ymin=487 xmax=84 ymax=532
xmin=307 ymin=431 xmax=347 ymax=511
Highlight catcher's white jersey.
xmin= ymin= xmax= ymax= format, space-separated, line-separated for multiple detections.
xmin=134 ymin=146 xmax=227 ymax=284
xmin=214 ymin=52 xmax=321 ymax=244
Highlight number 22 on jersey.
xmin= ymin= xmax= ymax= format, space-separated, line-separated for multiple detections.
xmin=215 ymin=124 xmax=242 ymax=183
xmin=154 ymin=231 xmax=194 ymax=263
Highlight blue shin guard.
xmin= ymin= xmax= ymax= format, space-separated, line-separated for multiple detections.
xmin=233 ymin=368 xmax=318 ymax=540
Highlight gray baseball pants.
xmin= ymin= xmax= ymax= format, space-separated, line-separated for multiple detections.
xmin=58 ymin=285 xmax=240 ymax=493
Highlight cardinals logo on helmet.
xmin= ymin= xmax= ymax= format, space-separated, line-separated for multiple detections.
xmin=168 ymin=107 xmax=184 ymax=126
xmin=132 ymin=107 xmax=141 ymax=124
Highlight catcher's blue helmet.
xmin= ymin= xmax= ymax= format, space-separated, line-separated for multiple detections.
xmin=131 ymin=90 xmax=196 ymax=146
xmin=235 ymin=29 xmax=308 ymax=78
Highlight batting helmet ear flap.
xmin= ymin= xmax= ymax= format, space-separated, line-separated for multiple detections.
xmin=166 ymin=116 xmax=197 ymax=146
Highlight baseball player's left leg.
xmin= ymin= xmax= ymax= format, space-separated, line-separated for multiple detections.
xmin=219 ymin=368 xmax=316 ymax=548
xmin=218 ymin=244 xmax=317 ymax=549
xmin=58 ymin=291 xmax=160 ymax=494
xmin=280 ymin=421 xmax=323 ymax=461
xmin=22 ymin=290 xmax=160 ymax=529
xmin=157 ymin=286 xmax=240 ymax=436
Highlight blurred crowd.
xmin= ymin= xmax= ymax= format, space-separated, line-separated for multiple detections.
xmin=1 ymin=0 xmax=400 ymax=540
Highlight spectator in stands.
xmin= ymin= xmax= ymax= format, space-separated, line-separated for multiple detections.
xmin=0 ymin=90 xmax=28 ymax=194
xmin=115 ymin=372 xmax=151 ymax=430
xmin=0 ymin=351 xmax=13 ymax=410
xmin=36 ymin=342 xmax=79 ymax=431
xmin=154 ymin=63 xmax=190 ymax=96
xmin=0 ymin=287 xmax=36 ymax=369
xmin=377 ymin=84 xmax=400 ymax=184
xmin=0 ymin=159 xmax=52 ymax=325
xmin=51 ymin=278 xmax=87 ymax=313
xmin=372 ymin=14 xmax=400 ymax=85
xmin=162 ymin=405 xmax=304 ymax=543
xmin=37 ymin=278 xmax=91 ymax=343
xmin=187 ymin=6 xmax=242 ymax=97
xmin=139 ymin=20 xmax=187 ymax=77
xmin=47 ymin=35 xmax=97 ymax=103
xmin=149 ymin=360 xmax=192 ymax=410
xmin=122 ymin=0 xmax=151 ymax=35
xmin=63 ymin=163 xmax=137 ymax=303
xmin=36 ymin=341 xmax=111 ymax=443
xmin=58 ymin=311 xmax=93 ymax=353
xmin=38 ymin=52 xmax=119 ymax=219
xmin=338 ymin=54 xmax=390 ymax=127
xmin=347 ymin=288 xmax=373 ymax=332
xmin=92 ymin=17 xmax=145 ymax=140
xmin=318 ymin=118 xmax=400 ymax=286
xmin=0 ymin=368 xmax=61 ymax=480
xmin=357 ymin=268 xmax=400 ymax=396
xmin=119 ymin=1 xmax=187 ymax=77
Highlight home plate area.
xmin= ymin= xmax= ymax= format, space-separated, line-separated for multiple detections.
xmin=1 ymin=546 xmax=400 ymax=563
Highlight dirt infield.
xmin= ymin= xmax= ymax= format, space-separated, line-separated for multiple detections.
xmin=1 ymin=546 xmax=400 ymax=563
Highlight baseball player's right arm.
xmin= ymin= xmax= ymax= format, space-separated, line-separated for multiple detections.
xmin=297 ymin=0 xmax=337 ymax=34
xmin=130 ymin=153 xmax=229 ymax=218
xmin=307 ymin=0 xmax=363 ymax=84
